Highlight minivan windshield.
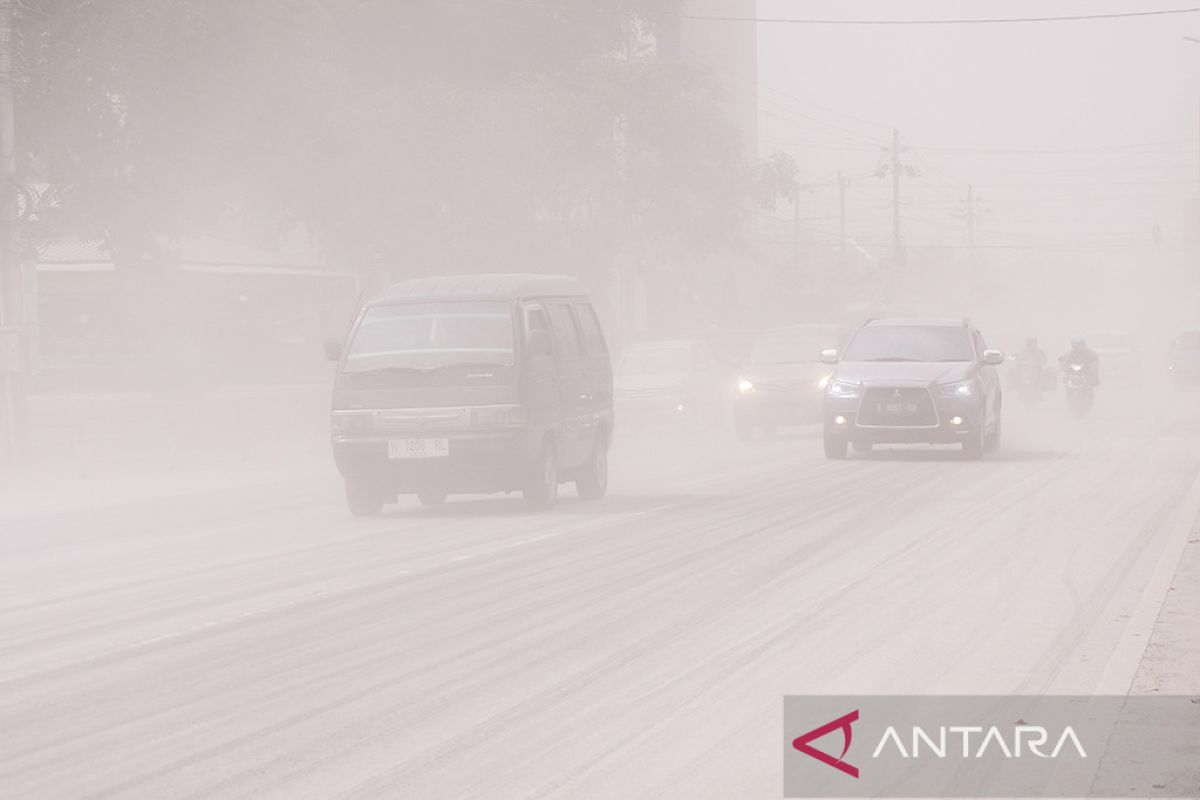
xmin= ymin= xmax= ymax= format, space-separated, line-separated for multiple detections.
xmin=841 ymin=325 xmax=975 ymax=363
xmin=344 ymin=301 xmax=514 ymax=372
xmin=750 ymin=334 xmax=840 ymax=365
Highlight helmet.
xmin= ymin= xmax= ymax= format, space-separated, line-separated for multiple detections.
xmin=1070 ymin=336 xmax=1086 ymax=349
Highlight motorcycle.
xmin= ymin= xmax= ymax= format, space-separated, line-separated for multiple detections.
xmin=1016 ymin=358 xmax=1048 ymax=406
xmin=1063 ymin=361 xmax=1094 ymax=418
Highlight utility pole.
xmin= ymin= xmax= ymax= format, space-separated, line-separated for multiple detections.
xmin=838 ymin=171 xmax=847 ymax=265
xmin=890 ymin=128 xmax=904 ymax=293
xmin=966 ymin=184 xmax=976 ymax=268
xmin=0 ymin=0 xmax=22 ymax=465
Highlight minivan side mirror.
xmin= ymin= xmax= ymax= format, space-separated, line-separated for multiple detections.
xmin=982 ymin=349 xmax=1005 ymax=366
xmin=323 ymin=338 xmax=342 ymax=362
xmin=819 ymin=349 xmax=839 ymax=365
xmin=525 ymin=329 xmax=552 ymax=359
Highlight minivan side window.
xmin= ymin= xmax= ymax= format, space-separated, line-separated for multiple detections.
xmin=545 ymin=302 xmax=583 ymax=359
xmin=574 ymin=303 xmax=608 ymax=357
xmin=524 ymin=303 xmax=549 ymax=336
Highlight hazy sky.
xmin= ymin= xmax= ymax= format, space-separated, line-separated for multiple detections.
xmin=753 ymin=0 xmax=1200 ymax=256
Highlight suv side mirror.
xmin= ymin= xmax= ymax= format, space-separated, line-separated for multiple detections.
xmin=525 ymin=329 xmax=552 ymax=359
xmin=982 ymin=349 xmax=1005 ymax=366
xmin=819 ymin=348 xmax=839 ymax=365
xmin=323 ymin=338 xmax=342 ymax=362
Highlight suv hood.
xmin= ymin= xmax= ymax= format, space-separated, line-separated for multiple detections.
xmin=835 ymin=360 xmax=973 ymax=386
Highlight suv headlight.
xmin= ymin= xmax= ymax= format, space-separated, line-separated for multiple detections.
xmin=937 ymin=380 xmax=976 ymax=397
xmin=331 ymin=410 xmax=372 ymax=433
xmin=737 ymin=378 xmax=755 ymax=394
xmin=826 ymin=378 xmax=861 ymax=398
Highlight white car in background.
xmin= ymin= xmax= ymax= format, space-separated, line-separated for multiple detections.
xmin=1086 ymin=330 xmax=1141 ymax=384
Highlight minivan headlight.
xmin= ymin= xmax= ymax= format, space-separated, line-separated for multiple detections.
xmin=938 ymin=380 xmax=975 ymax=397
xmin=826 ymin=378 xmax=861 ymax=398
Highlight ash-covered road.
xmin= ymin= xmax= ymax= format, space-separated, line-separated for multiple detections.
xmin=2 ymin=391 xmax=1198 ymax=799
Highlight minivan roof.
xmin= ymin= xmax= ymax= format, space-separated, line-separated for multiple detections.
xmin=372 ymin=273 xmax=585 ymax=304
xmin=864 ymin=317 xmax=968 ymax=328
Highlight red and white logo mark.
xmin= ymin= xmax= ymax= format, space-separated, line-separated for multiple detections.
xmin=792 ymin=709 xmax=860 ymax=779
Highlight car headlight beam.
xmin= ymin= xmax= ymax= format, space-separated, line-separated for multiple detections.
xmin=826 ymin=378 xmax=861 ymax=398
xmin=937 ymin=380 xmax=975 ymax=397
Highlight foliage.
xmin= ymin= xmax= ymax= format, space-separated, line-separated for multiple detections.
xmin=13 ymin=0 xmax=752 ymax=283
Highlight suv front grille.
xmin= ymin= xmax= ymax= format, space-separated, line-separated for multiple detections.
xmin=857 ymin=387 xmax=938 ymax=427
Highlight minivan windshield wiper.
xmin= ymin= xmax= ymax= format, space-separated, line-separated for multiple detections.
xmin=344 ymin=366 xmax=432 ymax=378
xmin=343 ymin=362 xmax=511 ymax=379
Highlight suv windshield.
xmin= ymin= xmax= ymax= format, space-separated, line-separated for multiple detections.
xmin=842 ymin=325 xmax=975 ymax=363
xmin=620 ymin=347 xmax=690 ymax=376
xmin=344 ymin=301 xmax=514 ymax=372
xmin=750 ymin=334 xmax=839 ymax=365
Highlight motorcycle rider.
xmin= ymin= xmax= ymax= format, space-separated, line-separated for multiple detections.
xmin=1059 ymin=336 xmax=1100 ymax=386
xmin=1014 ymin=337 xmax=1048 ymax=402
xmin=1016 ymin=337 xmax=1047 ymax=369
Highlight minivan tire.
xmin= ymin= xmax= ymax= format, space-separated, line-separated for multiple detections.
xmin=523 ymin=442 xmax=559 ymax=510
xmin=417 ymin=491 xmax=447 ymax=507
xmin=575 ymin=437 xmax=608 ymax=501
xmin=346 ymin=479 xmax=384 ymax=517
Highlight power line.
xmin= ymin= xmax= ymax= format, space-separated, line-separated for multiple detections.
xmin=486 ymin=1 xmax=1200 ymax=26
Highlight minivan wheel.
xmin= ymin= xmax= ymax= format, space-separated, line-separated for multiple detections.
xmin=346 ymin=479 xmax=384 ymax=517
xmin=417 ymin=491 xmax=447 ymax=507
xmin=823 ymin=431 xmax=848 ymax=459
xmin=575 ymin=439 xmax=608 ymax=501
xmin=523 ymin=442 xmax=559 ymax=510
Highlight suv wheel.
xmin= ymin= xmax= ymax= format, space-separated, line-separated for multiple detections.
xmin=575 ymin=437 xmax=608 ymax=500
xmin=823 ymin=431 xmax=848 ymax=459
xmin=523 ymin=441 xmax=559 ymax=510
xmin=961 ymin=425 xmax=985 ymax=460
xmin=985 ymin=405 xmax=1002 ymax=451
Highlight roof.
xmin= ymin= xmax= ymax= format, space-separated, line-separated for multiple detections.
xmin=625 ymin=339 xmax=703 ymax=350
xmin=372 ymin=273 xmax=585 ymax=303
xmin=864 ymin=317 xmax=969 ymax=328
xmin=762 ymin=323 xmax=850 ymax=336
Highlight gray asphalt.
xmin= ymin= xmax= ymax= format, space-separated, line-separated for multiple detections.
xmin=2 ymin=388 xmax=1198 ymax=799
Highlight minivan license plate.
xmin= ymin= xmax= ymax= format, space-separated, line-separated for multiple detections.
xmin=388 ymin=438 xmax=449 ymax=459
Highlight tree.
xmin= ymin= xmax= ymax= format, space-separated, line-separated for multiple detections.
xmin=13 ymin=0 xmax=750 ymax=291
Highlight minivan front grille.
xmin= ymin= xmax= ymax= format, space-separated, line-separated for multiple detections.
xmin=857 ymin=387 xmax=938 ymax=427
